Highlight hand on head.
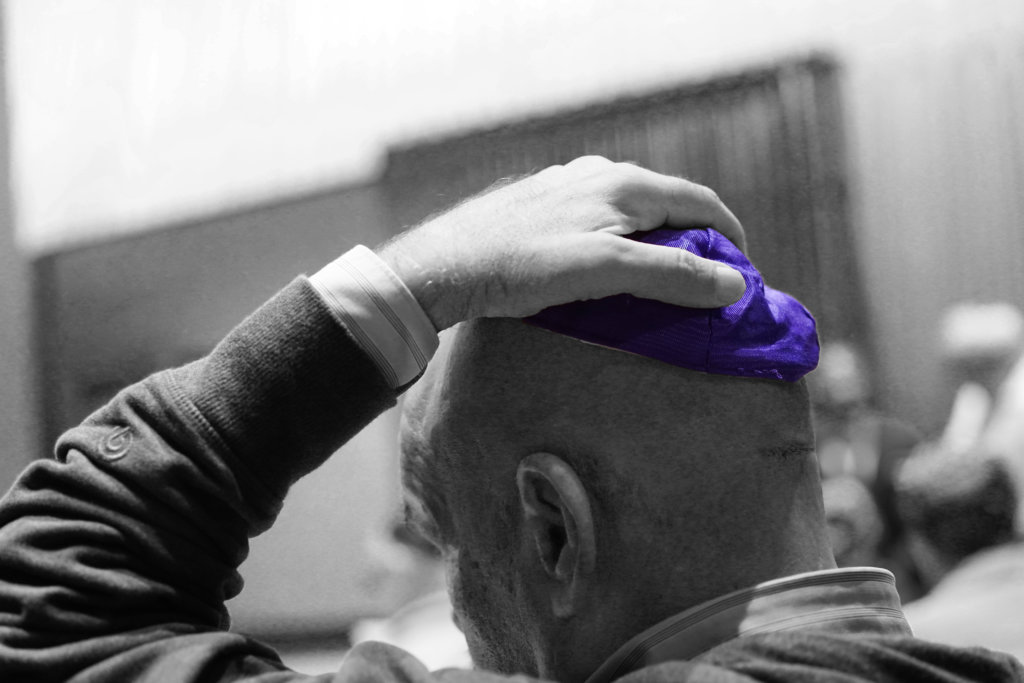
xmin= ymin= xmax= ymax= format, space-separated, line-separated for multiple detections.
xmin=377 ymin=156 xmax=747 ymax=330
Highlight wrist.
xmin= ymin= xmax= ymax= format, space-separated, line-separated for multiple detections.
xmin=376 ymin=233 xmax=468 ymax=332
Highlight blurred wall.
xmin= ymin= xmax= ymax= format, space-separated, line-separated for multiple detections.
xmin=845 ymin=26 xmax=1024 ymax=432
xmin=0 ymin=10 xmax=37 ymax=492
xmin=35 ymin=182 xmax=403 ymax=637
xmin=8 ymin=1 xmax=1022 ymax=253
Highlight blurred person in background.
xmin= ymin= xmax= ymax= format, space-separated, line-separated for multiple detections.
xmin=897 ymin=441 xmax=1024 ymax=659
xmin=939 ymin=302 xmax=1024 ymax=530
xmin=809 ymin=341 xmax=924 ymax=598
xmin=821 ymin=475 xmax=884 ymax=569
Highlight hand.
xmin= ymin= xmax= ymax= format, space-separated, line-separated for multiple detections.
xmin=377 ymin=156 xmax=747 ymax=331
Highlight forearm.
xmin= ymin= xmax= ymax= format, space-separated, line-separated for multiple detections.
xmin=0 ymin=277 xmax=396 ymax=680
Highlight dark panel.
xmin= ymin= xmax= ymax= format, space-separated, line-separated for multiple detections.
xmin=382 ymin=56 xmax=868 ymax=350
xmin=33 ymin=183 xmax=390 ymax=448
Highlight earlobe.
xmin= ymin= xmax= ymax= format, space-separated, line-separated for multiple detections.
xmin=516 ymin=452 xmax=597 ymax=617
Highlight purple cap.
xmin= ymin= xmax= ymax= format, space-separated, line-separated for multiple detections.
xmin=526 ymin=228 xmax=819 ymax=382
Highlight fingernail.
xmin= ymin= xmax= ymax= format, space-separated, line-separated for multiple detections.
xmin=715 ymin=266 xmax=746 ymax=303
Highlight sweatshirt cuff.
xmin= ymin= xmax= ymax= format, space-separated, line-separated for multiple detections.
xmin=309 ymin=245 xmax=439 ymax=388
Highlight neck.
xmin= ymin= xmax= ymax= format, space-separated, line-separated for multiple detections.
xmin=582 ymin=464 xmax=835 ymax=676
xmin=681 ymin=454 xmax=837 ymax=602
xmin=535 ymin=520 xmax=835 ymax=683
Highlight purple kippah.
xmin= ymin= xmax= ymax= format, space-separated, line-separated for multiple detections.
xmin=526 ymin=228 xmax=819 ymax=382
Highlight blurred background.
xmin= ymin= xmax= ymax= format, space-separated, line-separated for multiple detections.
xmin=2 ymin=0 xmax=1023 ymax=673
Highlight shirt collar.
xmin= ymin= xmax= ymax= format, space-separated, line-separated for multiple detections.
xmin=586 ymin=567 xmax=911 ymax=683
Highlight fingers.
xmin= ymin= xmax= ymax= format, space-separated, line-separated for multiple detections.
xmin=569 ymin=160 xmax=746 ymax=253
xmin=619 ymin=239 xmax=747 ymax=307
xmin=550 ymin=234 xmax=746 ymax=310
xmin=635 ymin=167 xmax=747 ymax=253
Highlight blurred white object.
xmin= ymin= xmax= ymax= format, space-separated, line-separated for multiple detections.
xmin=813 ymin=341 xmax=871 ymax=409
xmin=350 ymin=518 xmax=470 ymax=671
xmin=941 ymin=382 xmax=992 ymax=453
xmin=986 ymin=355 xmax=1024 ymax=465
xmin=351 ymin=590 xmax=471 ymax=671
xmin=903 ymin=540 xmax=1024 ymax=661
xmin=984 ymin=353 xmax=1024 ymax=530
xmin=940 ymin=302 xmax=1024 ymax=362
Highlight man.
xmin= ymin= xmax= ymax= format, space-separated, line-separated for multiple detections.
xmin=395 ymin=229 xmax=1019 ymax=682
xmin=0 ymin=157 xmax=1020 ymax=681
xmin=898 ymin=442 xmax=1024 ymax=660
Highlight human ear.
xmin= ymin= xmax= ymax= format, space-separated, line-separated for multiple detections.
xmin=516 ymin=452 xmax=596 ymax=618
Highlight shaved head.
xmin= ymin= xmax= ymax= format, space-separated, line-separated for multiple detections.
xmin=400 ymin=318 xmax=831 ymax=678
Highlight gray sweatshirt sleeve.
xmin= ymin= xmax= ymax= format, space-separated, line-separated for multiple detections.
xmin=0 ymin=278 xmax=402 ymax=681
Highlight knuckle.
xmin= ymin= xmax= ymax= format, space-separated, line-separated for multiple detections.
xmin=598 ymin=164 xmax=642 ymax=197
xmin=619 ymin=213 xmax=645 ymax=233
xmin=594 ymin=232 xmax=633 ymax=265
xmin=532 ymin=164 xmax=566 ymax=185
xmin=697 ymin=183 xmax=722 ymax=205
xmin=674 ymin=248 xmax=696 ymax=275
xmin=611 ymin=161 xmax=642 ymax=179
xmin=678 ymin=251 xmax=716 ymax=287
xmin=569 ymin=154 xmax=611 ymax=166
xmin=565 ymin=155 xmax=612 ymax=176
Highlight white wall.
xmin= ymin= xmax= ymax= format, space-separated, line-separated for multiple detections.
xmin=845 ymin=23 xmax=1024 ymax=430
xmin=8 ymin=0 xmax=1023 ymax=253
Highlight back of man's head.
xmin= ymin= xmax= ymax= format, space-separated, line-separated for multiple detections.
xmin=400 ymin=316 xmax=832 ymax=679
